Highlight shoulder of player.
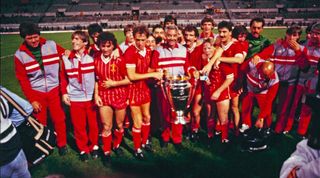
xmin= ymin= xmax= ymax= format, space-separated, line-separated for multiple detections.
xmin=177 ymin=43 xmax=187 ymax=50
xmin=123 ymin=45 xmax=136 ymax=56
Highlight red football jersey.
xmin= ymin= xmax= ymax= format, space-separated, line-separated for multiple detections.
xmin=94 ymin=54 xmax=128 ymax=109
xmin=207 ymin=41 xmax=238 ymax=101
xmin=124 ymin=45 xmax=152 ymax=106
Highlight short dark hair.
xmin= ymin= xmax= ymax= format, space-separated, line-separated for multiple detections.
xmin=87 ymin=23 xmax=103 ymax=37
xmin=124 ymin=24 xmax=134 ymax=36
xmin=164 ymin=15 xmax=177 ymax=26
xmin=218 ymin=21 xmax=233 ymax=31
xmin=250 ymin=18 xmax=265 ymax=27
xmin=201 ymin=16 xmax=215 ymax=26
xmin=286 ymin=24 xmax=302 ymax=35
xmin=97 ymin=32 xmax=117 ymax=50
xmin=183 ymin=25 xmax=199 ymax=38
xmin=232 ymin=25 xmax=248 ymax=39
xmin=19 ymin=22 xmax=40 ymax=38
xmin=133 ymin=25 xmax=149 ymax=37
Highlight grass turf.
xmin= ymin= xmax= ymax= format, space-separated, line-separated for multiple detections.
xmin=0 ymin=28 xmax=306 ymax=178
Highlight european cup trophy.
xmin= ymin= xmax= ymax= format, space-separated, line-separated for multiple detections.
xmin=160 ymin=68 xmax=198 ymax=125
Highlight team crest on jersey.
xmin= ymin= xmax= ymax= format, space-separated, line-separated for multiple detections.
xmin=110 ymin=63 xmax=117 ymax=73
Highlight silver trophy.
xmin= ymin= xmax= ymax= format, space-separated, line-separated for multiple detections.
xmin=161 ymin=69 xmax=198 ymax=125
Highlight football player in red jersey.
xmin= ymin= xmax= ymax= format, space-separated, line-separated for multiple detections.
xmin=206 ymin=21 xmax=244 ymax=143
xmin=183 ymin=25 xmax=203 ymax=141
xmin=94 ymin=32 xmax=131 ymax=164
xmin=124 ymin=25 xmax=163 ymax=159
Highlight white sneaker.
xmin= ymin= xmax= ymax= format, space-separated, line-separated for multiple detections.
xmin=239 ymin=124 xmax=249 ymax=133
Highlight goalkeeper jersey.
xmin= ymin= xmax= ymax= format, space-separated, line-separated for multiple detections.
xmin=246 ymin=33 xmax=271 ymax=60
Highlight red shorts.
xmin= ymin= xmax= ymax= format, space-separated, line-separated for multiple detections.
xmin=128 ymin=82 xmax=151 ymax=106
xmin=230 ymin=78 xmax=242 ymax=98
xmin=99 ymin=90 xmax=128 ymax=110
xmin=230 ymin=88 xmax=242 ymax=98
xmin=208 ymin=85 xmax=232 ymax=102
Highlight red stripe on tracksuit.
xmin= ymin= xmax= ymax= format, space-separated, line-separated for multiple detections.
xmin=287 ymin=43 xmax=320 ymax=135
xmin=14 ymin=38 xmax=67 ymax=148
xmin=151 ymin=43 xmax=190 ymax=144
xmin=241 ymin=59 xmax=279 ymax=128
xmin=24 ymin=60 xmax=39 ymax=66
xmin=257 ymin=40 xmax=306 ymax=133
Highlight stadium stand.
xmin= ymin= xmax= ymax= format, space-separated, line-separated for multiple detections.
xmin=1 ymin=0 xmax=319 ymax=32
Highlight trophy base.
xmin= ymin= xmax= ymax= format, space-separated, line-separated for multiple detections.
xmin=173 ymin=111 xmax=186 ymax=125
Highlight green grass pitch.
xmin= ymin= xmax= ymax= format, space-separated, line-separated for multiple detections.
xmin=0 ymin=28 xmax=306 ymax=178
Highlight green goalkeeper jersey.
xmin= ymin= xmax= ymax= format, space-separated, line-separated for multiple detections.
xmin=246 ymin=33 xmax=271 ymax=60
xmin=27 ymin=45 xmax=44 ymax=71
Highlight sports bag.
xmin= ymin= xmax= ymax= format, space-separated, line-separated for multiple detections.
xmin=0 ymin=89 xmax=56 ymax=166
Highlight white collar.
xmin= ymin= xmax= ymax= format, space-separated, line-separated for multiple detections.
xmin=187 ymin=43 xmax=197 ymax=53
xmin=101 ymin=54 xmax=111 ymax=64
xmin=221 ymin=41 xmax=234 ymax=51
xmin=136 ymin=46 xmax=146 ymax=57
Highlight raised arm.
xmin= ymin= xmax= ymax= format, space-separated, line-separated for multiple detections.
xmin=201 ymin=47 xmax=223 ymax=74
